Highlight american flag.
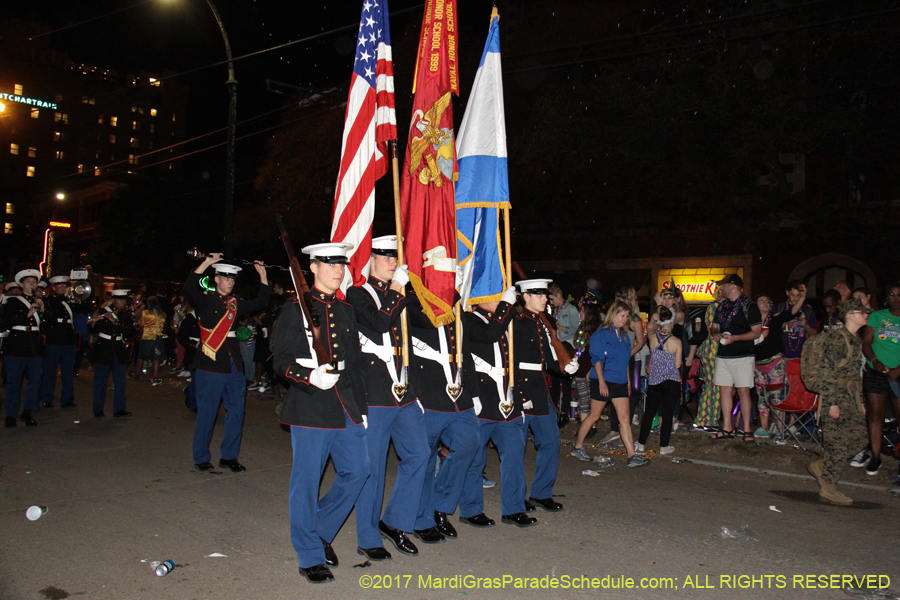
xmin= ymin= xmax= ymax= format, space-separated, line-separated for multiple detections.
xmin=331 ymin=0 xmax=397 ymax=288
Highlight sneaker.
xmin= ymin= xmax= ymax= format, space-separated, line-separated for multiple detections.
xmin=650 ymin=426 xmax=660 ymax=435
xmin=248 ymin=381 xmax=262 ymax=391
xmin=627 ymin=455 xmax=650 ymax=468
xmin=634 ymin=442 xmax=645 ymax=454
xmin=631 ymin=414 xmax=641 ymax=426
xmin=598 ymin=431 xmax=620 ymax=445
xmin=753 ymin=427 xmax=769 ymax=438
xmin=178 ymin=370 xmax=191 ymax=378
xmin=850 ymin=449 xmax=870 ymax=468
xmin=570 ymin=447 xmax=591 ymax=462
xmin=151 ymin=378 xmax=162 ymax=386
xmin=659 ymin=445 xmax=675 ymax=455
xmin=257 ymin=384 xmax=268 ymax=393
xmin=482 ymin=476 xmax=496 ymax=488
xmin=865 ymin=457 xmax=882 ymax=476
xmin=672 ymin=421 xmax=680 ymax=432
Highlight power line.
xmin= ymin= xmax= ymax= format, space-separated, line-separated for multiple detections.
xmin=28 ymin=0 xmax=157 ymax=40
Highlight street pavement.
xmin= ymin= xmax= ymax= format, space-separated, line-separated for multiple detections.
xmin=2 ymin=373 xmax=898 ymax=600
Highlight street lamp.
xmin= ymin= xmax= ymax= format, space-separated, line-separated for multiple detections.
xmin=203 ymin=0 xmax=237 ymax=257
xmin=55 ymin=192 xmax=66 ymax=201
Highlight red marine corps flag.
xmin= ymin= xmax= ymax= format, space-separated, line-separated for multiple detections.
xmin=400 ymin=0 xmax=460 ymax=327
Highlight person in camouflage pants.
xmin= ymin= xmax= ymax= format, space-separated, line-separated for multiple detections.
xmin=808 ymin=298 xmax=871 ymax=505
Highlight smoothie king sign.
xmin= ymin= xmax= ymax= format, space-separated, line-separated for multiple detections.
xmin=658 ymin=268 xmax=744 ymax=303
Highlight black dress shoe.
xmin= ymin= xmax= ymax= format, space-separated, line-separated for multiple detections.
xmin=413 ymin=527 xmax=445 ymax=544
xmin=524 ymin=499 xmax=536 ymax=513
xmin=61 ymin=402 xmax=77 ymax=408
xmin=501 ymin=513 xmax=539 ymax=527
xmin=195 ymin=462 xmax=214 ymax=471
xmin=94 ymin=412 xmax=105 ymax=418
xmin=20 ymin=411 xmax=37 ymax=427
xmin=321 ymin=538 xmax=338 ymax=567
xmin=298 ymin=564 xmax=334 ymax=584
xmin=434 ymin=511 xmax=458 ymax=538
xmin=379 ymin=520 xmax=418 ymax=555
xmin=42 ymin=402 xmax=54 ymax=409
xmin=357 ymin=546 xmax=391 ymax=561
xmin=529 ymin=496 xmax=564 ymax=512
xmin=113 ymin=411 xmax=133 ymax=417
xmin=5 ymin=417 xmax=17 ymax=428
xmin=459 ymin=513 xmax=495 ymax=527
xmin=218 ymin=459 xmax=246 ymax=472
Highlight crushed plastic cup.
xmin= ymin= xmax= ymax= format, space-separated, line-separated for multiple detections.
xmin=671 ymin=458 xmax=692 ymax=464
xmin=26 ymin=506 xmax=48 ymax=521
xmin=592 ymin=455 xmax=616 ymax=469
xmin=714 ymin=525 xmax=759 ymax=542
xmin=581 ymin=469 xmax=602 ymax=477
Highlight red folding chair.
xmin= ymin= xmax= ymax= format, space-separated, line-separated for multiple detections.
xmin=766 ymin=358 xmax=822 ymax=451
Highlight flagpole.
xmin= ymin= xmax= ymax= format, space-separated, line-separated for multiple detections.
xmin=504 ymin=205 xmax=514 ymax=386
xmin=391 ymin=140 xmax=410 ymax=371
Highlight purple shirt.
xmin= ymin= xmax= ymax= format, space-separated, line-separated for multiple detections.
xmin=776 ymin=303 xmax=817 ymax=359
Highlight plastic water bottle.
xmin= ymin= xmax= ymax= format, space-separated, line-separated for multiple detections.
xmin=155 ymin=560 xmax=175 ymax=577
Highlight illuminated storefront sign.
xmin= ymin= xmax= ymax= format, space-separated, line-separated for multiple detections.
xmin=0 ymin=93 xmax=58 ymax=109
xmin=658 ymin=268 xmax=744 ymax=303
xmin=49 ymin=221 xmax=71 ymax=228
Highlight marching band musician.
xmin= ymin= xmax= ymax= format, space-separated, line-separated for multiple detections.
xmin=458 ymin=286 xmax=539 ymax=528
xmin=407 ymin=292 xmax=480 ymax=544
xmin=3 ymin=269 xmax=46 ymax=427
xmin=345 ymin=235 xmax=427 ymax=560
xmin=40 ymin=275 xmax=80 ymax=409
xmin=90 ymin=289 xmax=134 ymax=418
xmin=183 ymin=254 xmax=270 ymax=472
xmin=514 ymin=279 xmax=579 ymax=513
xmin=273 ymin=242 xmax=368 ymax=585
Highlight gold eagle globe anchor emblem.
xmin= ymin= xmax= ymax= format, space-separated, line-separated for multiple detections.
xmin=409 ymin=92 xmax=455 ymax=187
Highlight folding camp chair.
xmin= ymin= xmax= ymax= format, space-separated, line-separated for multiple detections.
xmin=766 ymin=358 xmax=822 ymax=451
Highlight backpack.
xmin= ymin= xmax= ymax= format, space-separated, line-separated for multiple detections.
xmin=799 ymin=328 xmax=853 ymax=393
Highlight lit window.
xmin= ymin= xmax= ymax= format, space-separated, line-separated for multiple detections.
xmin=77 ymin=164 xmax=84 ymax=173
xmin=149 ymin=78 xmax=160 ymax=87
xmin=94 ymin=166 xmax=101 ymax=176
xmin=130 ymin=137 xmax=139 ymax=148
xmin=169 ymin=163 xmax=173 ymax=170
xmin=171 ymin=114 xmax=176 ymax=122
xmin=31 ymin=108 xmax=39 ymax=119
xmin=132 ymin=121 xmax=141 ymax=131
xmin=81 ymin=96 xmax=95 ymax=104
xmin=53 ymin=132 xmax=63 ymax=142
xmin=54 ymin=112 xmax=68 ymax=124
xmin=89 ymin=98 xmax=95 ymax=105
xmin=149 ymin=124 xmax=155 ymax=133
xmin=55 ymin=150 xmax=64 ymax=160
xmin=4 ymin=223 xmax=13 ymax=235
xmin=109 ymin=134 xmax=116 ymax=144
xmin=131 ymin=106 xmax=138 ymax=113
xmin=128 ymin=154 xmax=139 ymax=165
xmin=98 ymin=115 xmax=104 ymax=125
xmin=10 ymin=143 xmax=18 ymax=155
xmin=26 ymin=166 xmax=35 ymax=177
xmin=15 ymin=84 xmax=23 ymax=95
xmin=138 ymin=108 xmax=144 ymax=115
xmin=110 ymin=116 xmax=117 ymax=127
xmin=6 ymin=203 xmax=14 ymax=215
xmin=150 ymin=108 xmax=157 ymax=117
xmin=28 ymin=147 xmax=36 ymax=158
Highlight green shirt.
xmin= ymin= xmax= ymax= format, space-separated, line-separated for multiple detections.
xmin=866 ymin=309 xmax=900 ymax=369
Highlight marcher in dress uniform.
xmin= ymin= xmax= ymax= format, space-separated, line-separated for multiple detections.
xmin=40 ymin=276 xmax=80 ymax=409
xmin=514 ymin=279 xmax=579 ymax=513
xmin=345 ymin=235 xmax=427 ymax=560
xmin=3 ymin=269 xmax=46 ymax=427
xmin=407 ymin=291 xmax=480 ymax=543
xmin=457 ymin=286 xmax=541 ymax=528
xmin=183 ymin=254 xmax=270 ymax=472
xmin=1 ymin=281 xmax=22 ymax=303
xmin=90 ymin=289 xmax=135 ymax=418
xmin=274 ymin=242 xmax=369 ymax=585
xmin=177 ymin=301 xmax=200 ymax=412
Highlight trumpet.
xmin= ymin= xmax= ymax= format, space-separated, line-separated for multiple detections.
xmin=186 ymin=249 xmax=289 ymax=271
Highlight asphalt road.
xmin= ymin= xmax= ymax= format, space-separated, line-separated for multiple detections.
xmin=2 ymin=374 xmax=898 ymax=600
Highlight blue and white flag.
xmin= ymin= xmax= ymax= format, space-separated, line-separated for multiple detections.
xmin=455 ymin=12 xmax=509 ymax=309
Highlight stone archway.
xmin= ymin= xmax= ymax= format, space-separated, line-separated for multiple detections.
xmin=788 ymin=253 xmax=877 ymax=298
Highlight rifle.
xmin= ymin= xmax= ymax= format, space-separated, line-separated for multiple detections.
xmin=276 ymin=214 xmax=332 ymax=368
xmin=512 ymin=261 xmax=573 ymax=372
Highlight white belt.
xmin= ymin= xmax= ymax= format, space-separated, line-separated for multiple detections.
xmin=189 ymin=337 xmax=200 ymax=342
xmin=227 ymin=331 xmax=236 ymax=337
xmin=12 ymin=325 xmax=38 ymax=332
xmin=519 ymin=362 xmax=543 ymax=371
xmin=359 ymin=333 xmax=395 ymax=363
xmin=296 ymin=358 xmax=345 ymax=371
xmin=57 ymin=318 xmax=71 ymax=323
xmin=472 ymin=354 xmax=504 ymax=379
xmin=411 ymin=337 xmax=453 ymax=363
xmin=98 ymin=333 xmax=123 ymax=341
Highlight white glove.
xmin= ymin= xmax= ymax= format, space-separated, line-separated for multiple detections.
xmin=309 ymin=364 xmax=340 ymax=390
xmin=564 ymin=358 xmax=579 ymax=375
xmin=392 ymin=264 xmax=410 ymax=287
xmin=472 ymin=396 xmax=482 ymax=416
xmin=501 ymin=286 xmax=517 ymax=305
xmin=362 ymin=415 xmax=368 ymax=429
xmin=455 ymin=265 xmax=464 ymax=288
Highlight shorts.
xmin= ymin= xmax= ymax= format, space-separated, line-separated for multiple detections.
xmin=138 ymin=338 xmax=166 ymax=362
xmin=590 ymin=379 xmax=629 ymax=400
xmin=863 ymin=366 xmax=899 ymax=398
xmin=714 ymin=356 xmax=755 ymax=388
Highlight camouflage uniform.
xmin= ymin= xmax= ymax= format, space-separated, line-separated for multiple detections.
xmin=818 ymin=328 xmax=866 ymax=484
